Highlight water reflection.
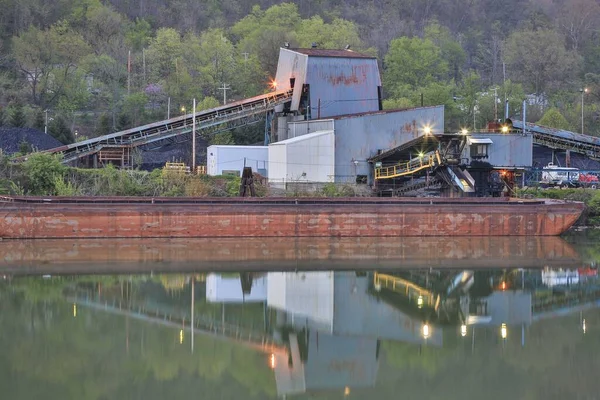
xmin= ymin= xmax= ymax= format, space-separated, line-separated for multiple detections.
xmin=1 ymin=235 xmax=599 ymax=399
xmin=0 ymin=236 xmax=583 ymax=274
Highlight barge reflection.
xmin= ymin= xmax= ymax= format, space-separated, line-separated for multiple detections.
xmin=0 ymin=236 xmax=581 ymax=275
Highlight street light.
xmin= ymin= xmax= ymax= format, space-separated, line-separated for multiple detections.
xmin=580 ymin=88 xmax=588 ymax=135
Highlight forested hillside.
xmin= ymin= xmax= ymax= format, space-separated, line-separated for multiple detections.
xmin=0 ymin=0 xmax=598 ymax=145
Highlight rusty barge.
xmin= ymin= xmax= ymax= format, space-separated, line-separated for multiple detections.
xmin=0 ymin=196 xmax=584 ymax=238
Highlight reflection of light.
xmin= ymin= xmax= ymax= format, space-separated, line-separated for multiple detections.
xmin=500 ymin=281 xmax=507 ymax=290
xmin=73 ymin=303 xmax=77 ymax=318
xmin=583 ymin=319 xmax=586 ymax=334
xmin=422 ymin=324 xmax=430 ymax=339
xmin=417 ymin=295 xmax=424 ymax=308
xmin=179 ymin=329 xmax=184 ymax=344
xmin=344 ymin=386 xmax=351 ymax=396
xmin=269 ymin=354 xmax=276 ymax=369
xmin=501 ymin=323 xmax=507 ymax=339
xmin=461 ymin=324 xmax=467 ymax=337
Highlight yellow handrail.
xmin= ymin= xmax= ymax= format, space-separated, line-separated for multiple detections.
xmin=375 ymin=151 xmax=440 ymax=180
xmin=374 ymin=272 xmax=435 ymax=307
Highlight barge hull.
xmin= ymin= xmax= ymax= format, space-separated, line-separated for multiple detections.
xmin=0 ymin=197 xmax=584 ymax=238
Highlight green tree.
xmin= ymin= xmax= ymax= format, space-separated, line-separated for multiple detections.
xmin=424 ymin=20 xmax=466 ymax=82
xmin=295 ymin=16 xmax=364 ymax=50
xmin=537 ymin=107 xmax=573 ymax=130
xmin=383 ymin=36 xmax=448 ymax=98
xmin=503 ymin=28 xmax=580 ymax=94
xmin=125 ymin=18 xmax=152 ymax=52
xmin=22 ymin=153 xmax=66 ymax=195
xmin=49 ymin=116 xmax=74 ymax=144
xmin=9 ymin=103 xmax=26 ymax=127
xmin=12 ymin=22 xmax=91 ymax=107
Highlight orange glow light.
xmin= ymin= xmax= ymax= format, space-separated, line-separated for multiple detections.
xmin=270 ymin=79 xmax=278 ymax=90
xmin=269 ymin=354 xmax=276 ymax=369
xmin=501 ymin=281 xmax=507 ymax=291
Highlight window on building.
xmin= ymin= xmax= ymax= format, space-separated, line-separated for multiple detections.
xmin=469 ymin=138 xmax=493 ymax=159
xmin=471 ymin=144 xmax=489 ymax=159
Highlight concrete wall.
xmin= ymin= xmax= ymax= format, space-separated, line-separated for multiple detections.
xmin=464 ymin=133 xmax=532 ymax=168
xmin=207 ymin=145 xmax=268 ymax=176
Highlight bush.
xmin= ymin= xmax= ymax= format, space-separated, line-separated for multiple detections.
xmin=22 ymin=153 xmax=66 ymax=195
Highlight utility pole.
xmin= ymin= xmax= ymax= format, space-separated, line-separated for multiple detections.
xmin=192 ymin=98 xmax=196 ymax=172
xmin=494 ymin=87 xmax=498 ymax=122
xmin=218 ymin=83 xmax=231 ymax=105
xmin=242 ymin=52 xmax=249 ymax=62
xmin=44 ymin=109 xmax=48 ymax=134
xmin=127 ymin=50 xmax=131 ymax=96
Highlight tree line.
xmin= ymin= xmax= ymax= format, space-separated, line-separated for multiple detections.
xmin=0 ymin=0 xmax=599 ymax=145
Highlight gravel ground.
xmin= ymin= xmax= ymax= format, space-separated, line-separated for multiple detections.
xmin=0 ymin=127 xmax=63 ymax=154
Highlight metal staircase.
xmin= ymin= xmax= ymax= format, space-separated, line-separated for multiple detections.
xmin=375 ymin=150 xmax=442 ymax=179
xmin=33 ymin=89 xmax=293 ymax=164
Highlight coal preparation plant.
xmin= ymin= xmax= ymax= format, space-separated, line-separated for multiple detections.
xmin=29 ymin=45 xmax=600 ymax=198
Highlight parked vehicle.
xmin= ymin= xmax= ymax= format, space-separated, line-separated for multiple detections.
xmin=540 ymin=163 xmax=580 ymax=187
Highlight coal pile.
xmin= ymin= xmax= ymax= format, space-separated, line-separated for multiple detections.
xmin=141 ymin=138 xmax=208 ymax=171
xmin=0 ymin=127 xmax=63 ymax=154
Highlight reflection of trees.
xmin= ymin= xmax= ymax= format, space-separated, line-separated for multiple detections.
xmin=0 ymin=278 xmax=276 ymax=399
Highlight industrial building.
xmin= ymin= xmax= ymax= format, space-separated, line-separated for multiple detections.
xmin=206 ymin=145 xmax=268 ymax=177
xmin=36 ymin=45 xmax=600 ymax=198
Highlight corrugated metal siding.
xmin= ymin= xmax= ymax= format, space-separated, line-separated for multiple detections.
xmin=274 ymin=49 xmax=308 ymax=112
xmin=288 ymin=119 xmax=334 ymax=139
xmin=464 ymin=133 xmax=532 ymax=167
xmin=333 ymin=107 xmax=445 ymax=183
xmin=206 ymin=145 xmax=268 ymax=176
xmin=306 ymin=57 xmax=382 ymax=118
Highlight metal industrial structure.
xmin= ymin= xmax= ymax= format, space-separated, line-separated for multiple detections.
xmin=28 ymin=89 xmax=292 ymax=166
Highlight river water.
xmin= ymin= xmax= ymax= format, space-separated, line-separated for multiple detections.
xmin=1 ymin=234 xmax=599 ymax=399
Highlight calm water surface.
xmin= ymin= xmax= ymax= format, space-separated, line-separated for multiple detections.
xmin=1 ymin=235 xmax=599 ymax=399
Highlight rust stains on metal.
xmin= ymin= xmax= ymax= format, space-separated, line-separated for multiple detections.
xmin=0 ymin=197 xmax=585 ymax=239
xmin=289 ymin=48 xmax=376 ymax=59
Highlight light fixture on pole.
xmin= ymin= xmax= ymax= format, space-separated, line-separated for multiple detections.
xmin=580 ymin=88 xmax=588 ymax=135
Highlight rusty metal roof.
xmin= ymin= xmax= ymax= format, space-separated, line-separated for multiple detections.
xmin=289 ymin=48 xmax=375 ymax=59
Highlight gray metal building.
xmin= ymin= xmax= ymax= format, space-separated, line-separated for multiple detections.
xmin=274 ymin=48 xmax=382 ymax=119
xmin=278 ymin=106 xmax=445 ymax=184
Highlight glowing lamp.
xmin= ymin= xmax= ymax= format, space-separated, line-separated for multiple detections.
xmin=461 ymin=324 xmax=467 ymax=337
xmin=422 ymin=323 xmax=430 ymax=339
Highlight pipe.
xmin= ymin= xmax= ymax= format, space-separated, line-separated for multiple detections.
xmin=522 ymin=100 xmax=527 ymax=134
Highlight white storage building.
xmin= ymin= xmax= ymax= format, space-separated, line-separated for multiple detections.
xmin=205 ymin=273 xmax=267 ymax=303
xmin=268 ymin=130 xmax=335 ymax=188
xmin=206 ymin=145 xmax=268 ymax=176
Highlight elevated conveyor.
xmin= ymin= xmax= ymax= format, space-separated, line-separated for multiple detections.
xmin=512 ymin=120 xmax=600 ymax=161
xmin=32 ymin=89 xmax=293 ymax=164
